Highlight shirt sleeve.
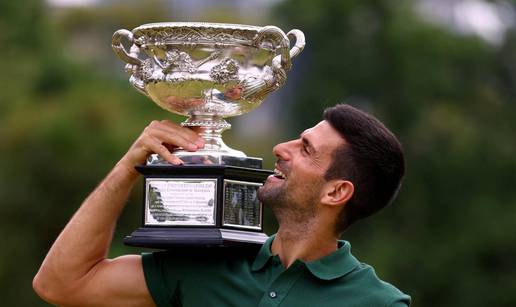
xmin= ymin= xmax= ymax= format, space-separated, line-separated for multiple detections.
xmin=142 ymin=252 xmax=181 ymax=307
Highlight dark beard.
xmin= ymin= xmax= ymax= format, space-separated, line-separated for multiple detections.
xmin=258 ymin=180 xmax=320 ymax=225
xmin=258 ymin=182 xmax=287 ymax=208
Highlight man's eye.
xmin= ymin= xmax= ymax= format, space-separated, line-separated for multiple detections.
xmin=302 ymin=145 xmax=310 ymax=154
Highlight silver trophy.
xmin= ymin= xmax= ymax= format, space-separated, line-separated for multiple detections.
xmin=113 ymin=22 xmax=305 ymax=166
xmin=112 ymin=22 xmax=305 ymax=247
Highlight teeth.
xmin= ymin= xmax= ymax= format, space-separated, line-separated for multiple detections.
xmin=274 ymin=168 xmax=287 ymax=179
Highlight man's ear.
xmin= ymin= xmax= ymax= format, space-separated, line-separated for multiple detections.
xmin=320 ymin=180 xmax=354 ymax=207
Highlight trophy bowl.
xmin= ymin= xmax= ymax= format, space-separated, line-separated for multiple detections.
xmin=112 ymin=22 xmax=305 ymax=166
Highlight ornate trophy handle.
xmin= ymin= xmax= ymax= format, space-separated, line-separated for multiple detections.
xmin=254 ymin=27 xmax=305 ymax=71
xmin=112 ymin=29 xmax=141 ymax=65
xmin=255 ymin=26 xmax=290 ymax=71
xmin=286 ymin=29 xmax=305 ymax=62
xmin=112 ymin=30 xmax=148 ymax=95
xmin=243 ymin=27 xmax=305 ymax=99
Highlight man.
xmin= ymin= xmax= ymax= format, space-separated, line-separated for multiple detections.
xmin=33 ymin=104 xmax=411 ymax=306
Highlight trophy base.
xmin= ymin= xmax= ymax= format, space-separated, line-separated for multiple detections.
xmin=123 ymin=227 xmax=268 ymax=248
xmin=126 ymin=164 xmax=273 ymax=249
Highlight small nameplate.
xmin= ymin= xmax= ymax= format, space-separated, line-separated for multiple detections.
xmin=145 ymin=178 xmax=217 ymax=226
xmin=222 ymin=180 xmax=262 ymax=230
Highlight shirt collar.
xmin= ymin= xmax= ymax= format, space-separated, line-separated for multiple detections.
xmin=251 ymin=234 xmax=360 ymax=280
xmin=251 ymin=234 xmax=275 ymax=271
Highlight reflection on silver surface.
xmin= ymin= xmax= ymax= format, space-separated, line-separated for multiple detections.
xmin=112 ymin=22 xmax=305 ymax=163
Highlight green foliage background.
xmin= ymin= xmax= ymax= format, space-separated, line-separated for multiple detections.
xmin=1 ymin=0 xmax=516 ymax=306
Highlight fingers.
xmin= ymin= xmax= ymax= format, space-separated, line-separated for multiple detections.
xmin=146 ymin=120 xmax=204 ymax=148
xmin=189 ymin=126 xmax=206 ymax=136
xmin=152 ymin=120 xmax=204 ymax=148
xmin=146 ymin=127 xmax=197 ymax=152
xmin=124 ymin=120 xmax=206 ymax=166
xmin=150 ymin=140 xmax=184 ymax=165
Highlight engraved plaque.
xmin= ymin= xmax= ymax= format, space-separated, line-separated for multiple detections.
xmin=145 ymin=178 xmax=217 ymax=226
xmin=222 ymin=180 xmax=262 ymax=230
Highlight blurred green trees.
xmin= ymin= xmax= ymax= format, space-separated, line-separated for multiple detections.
xmin=2 ymin=0 xmax=516 ymax=306
xmin=0 ymin=0 xmax=172 ymax=305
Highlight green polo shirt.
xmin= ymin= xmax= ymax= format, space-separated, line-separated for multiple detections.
xmin=142 ymin=235 xmax=411 ymax=306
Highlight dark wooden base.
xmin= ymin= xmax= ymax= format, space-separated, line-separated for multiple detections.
xmin=124 ymin=164 xmax=273 ymax=249
xmin=124 ymin=227 xmax=269 ymax=248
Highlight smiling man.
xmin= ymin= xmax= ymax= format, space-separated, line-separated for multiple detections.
xmin=33 ymin=104 xmax=411 ymax=306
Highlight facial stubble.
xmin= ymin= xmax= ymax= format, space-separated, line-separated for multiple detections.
xmin=258 ymin=177 xmax=323 ymax=227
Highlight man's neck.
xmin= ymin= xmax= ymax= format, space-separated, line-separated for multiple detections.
xmin=271 ymin=225 xmax=338 ymax=269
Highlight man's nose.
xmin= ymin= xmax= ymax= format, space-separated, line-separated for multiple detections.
xmin=272 ymin=140 xmax=294 ymax=159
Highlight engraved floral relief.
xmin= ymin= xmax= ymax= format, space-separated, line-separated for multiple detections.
xmin=138 ymin=58 xmax=155 ymax=80
xmin=162 ymin=50 xmax=197 ymax=74
xmin=136 ymin=48 xmax=232 ymax=83
xmin=210 ymin=58 xmax=240 ymax=83
xmin=135 ymin=27 xmax=258 ymax=47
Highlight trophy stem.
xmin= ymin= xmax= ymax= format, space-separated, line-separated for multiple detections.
xmin=182 ymin=114 xmax=229 ymax=145
xmin=146 ymin=114 xmax=264 ymax=167
xmin=159 ymin=114 xmax=245 ymax=161
xmin=146 ymin=113 xmax=264 ymax=166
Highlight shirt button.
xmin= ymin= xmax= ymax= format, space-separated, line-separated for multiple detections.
xmin=269 ymin=291 xmax=277 ymax=298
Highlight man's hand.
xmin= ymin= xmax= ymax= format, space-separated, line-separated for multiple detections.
xmin=118 ymin=120 xmax=205 ymax=173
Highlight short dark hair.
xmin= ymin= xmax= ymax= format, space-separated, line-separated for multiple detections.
xmin=323 ymin=104 xmax=405 ymax=233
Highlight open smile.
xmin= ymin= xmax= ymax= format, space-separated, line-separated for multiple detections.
xmin=273 ymin=168 xmax=287 ymax=180
xmin=266 ymin=168 xmax=288 ymax=183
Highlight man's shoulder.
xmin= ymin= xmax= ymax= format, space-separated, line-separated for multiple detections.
xmin=308 ymin=239 xmax=410 ymax=306
xmin=143 ymin=246 xmax=259 ymax=271
xmin=338 ymin=261 xmax=411 ymax=306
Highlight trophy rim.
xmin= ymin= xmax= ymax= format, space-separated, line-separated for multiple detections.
xmin=134 ymin=22 xmax=263 ymax=33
